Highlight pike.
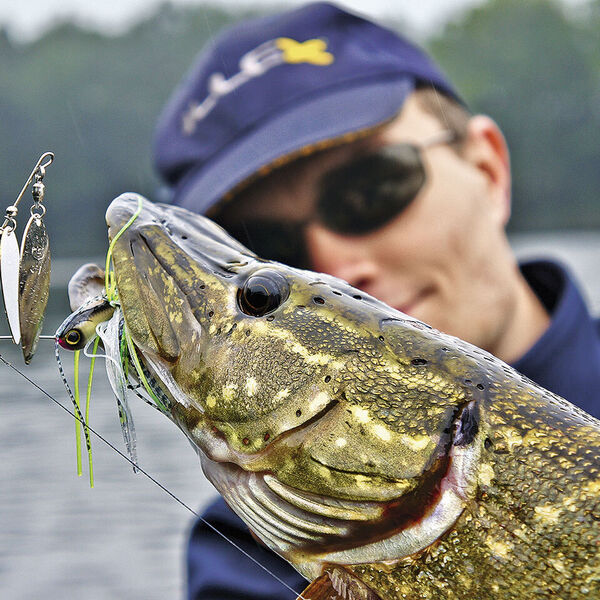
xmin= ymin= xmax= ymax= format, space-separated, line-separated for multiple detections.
xmin=81 ymin=192 xmax=599 ymax=599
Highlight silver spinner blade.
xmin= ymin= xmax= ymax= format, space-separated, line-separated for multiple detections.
xmin=1 ymin=228 xmax=21 ymax=345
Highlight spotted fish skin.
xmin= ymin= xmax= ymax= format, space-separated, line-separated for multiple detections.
xmin=101 ymin=193 xmax=600 ymax=600
xmin=347 ymin=376 xmax=600 ymax=598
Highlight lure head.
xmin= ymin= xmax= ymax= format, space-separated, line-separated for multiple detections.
xmin=56 ymin=293 xmax=115 ymax=351
xmin=105 ymin=193 xmax=497 ymax=577
xmin=57 ymin=264 xmax=114 ymax=351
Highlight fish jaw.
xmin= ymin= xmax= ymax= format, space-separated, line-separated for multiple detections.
xmin=200 ymin=429 xmax=481 ymax=581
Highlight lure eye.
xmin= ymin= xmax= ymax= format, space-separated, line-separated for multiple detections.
xmin=65 ymin=329 xmax=81 ymax=346
xmin=238 ymin=270 xmax=289 ymax=317
xmin=58 ymin=327 xmax=85 ymax=351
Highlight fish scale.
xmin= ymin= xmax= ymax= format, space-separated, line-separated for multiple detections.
xmin=347 ymin=377 xmax=600 ymax=597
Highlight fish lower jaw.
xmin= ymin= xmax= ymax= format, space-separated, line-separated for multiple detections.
xmin=200 ymin=438 xmax=480 ymax=581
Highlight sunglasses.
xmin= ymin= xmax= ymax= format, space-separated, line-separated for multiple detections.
xmin=222 ymin=130 xmax=457 ymax=269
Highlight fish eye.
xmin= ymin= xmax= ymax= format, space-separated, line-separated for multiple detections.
xmin=238 ymin=270 xmax=289 ymax=317
xmin=65 ymin=329 xmax=81 ymax=345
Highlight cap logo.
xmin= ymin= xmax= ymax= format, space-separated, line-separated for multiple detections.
xmin=182 ymin=38 xmax=334 ymax=135
xmin=275 ymin=37 xmax=334 ymax=65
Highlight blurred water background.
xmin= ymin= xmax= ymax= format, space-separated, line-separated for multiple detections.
xmin=1 ymin=0 xmax=599 ymax=598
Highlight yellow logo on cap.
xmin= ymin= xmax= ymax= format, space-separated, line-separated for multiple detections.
xmin=275 ymin=38 xmax=334 ymax=65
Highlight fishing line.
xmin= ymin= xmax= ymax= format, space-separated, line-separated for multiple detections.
xmin=123 ymin=323 xmax=168 ymax=413
xmin=82 ymin=336 xmax=162 ymax=413
xmin=0 ymin=335 xmax=56 ymax=340
xmin=0 ymin=352 xmax=305 ymax=600
xmin=80 ymin=331 xmax=120 ymax=369
xmin=104 ymin=196 xmax=143 ymax=303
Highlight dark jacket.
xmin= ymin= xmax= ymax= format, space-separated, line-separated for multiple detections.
xmin=187 ymin=260 xmax=600 ymax=599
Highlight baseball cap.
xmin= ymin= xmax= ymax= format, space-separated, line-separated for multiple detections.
xmin=153 ymin=2 xmax=462 ymax=214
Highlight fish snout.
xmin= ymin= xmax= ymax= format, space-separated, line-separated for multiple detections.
xmin=106 ymin=192 xmax=254 ymax=264
xmin=104 ymin=193 xmax=253 ymax=367
xmin=105 ymin=192 xmax=169 ymax=237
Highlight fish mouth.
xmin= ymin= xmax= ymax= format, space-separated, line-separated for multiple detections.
xmin=104 ymin=193 xmax=355 ymax=446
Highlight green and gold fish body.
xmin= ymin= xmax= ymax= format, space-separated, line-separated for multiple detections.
xmin=101 ymin=193 xmax=599 ymax=599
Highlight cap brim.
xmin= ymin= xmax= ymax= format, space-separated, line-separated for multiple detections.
xmin=173 ymin=78 xmax=414 ymax=214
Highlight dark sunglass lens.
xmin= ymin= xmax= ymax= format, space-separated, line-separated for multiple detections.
xmin=317 ymin=144 xmax=426 ymax=235
xmin=223 ymin=221 xmax=309 ymax=269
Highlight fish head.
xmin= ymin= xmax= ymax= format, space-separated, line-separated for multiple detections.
xmin=105 ymin=193 xmax=358 ymax=449
xmin=105 ymin=193 xmax=492 ymax=575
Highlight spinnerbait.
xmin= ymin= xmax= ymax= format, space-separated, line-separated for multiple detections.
xmin=0 ymin=152 xmax=55 ymax=363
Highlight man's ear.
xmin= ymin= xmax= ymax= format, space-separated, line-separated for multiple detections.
xmin=463 ymin=115 xmax=512 ymax=225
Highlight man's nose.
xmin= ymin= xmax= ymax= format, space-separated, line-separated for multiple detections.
xmin=304 ymin=224 xmax=379 ymax=290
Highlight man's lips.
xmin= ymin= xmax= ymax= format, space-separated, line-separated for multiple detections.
xmin=350 ymin=281 xmax=436 ymax=318
xmin=395 ymin=287 xmax=435 ymax=316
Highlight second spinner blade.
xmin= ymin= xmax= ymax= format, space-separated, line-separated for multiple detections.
xmin=1 ymin=228 xmax=21 ymax=345
xmin=19 ymin=215 xmax=51 ymax=363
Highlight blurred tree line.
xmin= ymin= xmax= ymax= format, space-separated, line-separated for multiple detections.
xmin=0 ymin=0 xmax=599 ymax=257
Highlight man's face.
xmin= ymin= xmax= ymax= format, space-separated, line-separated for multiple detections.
xmin=217 ymin=94 xmax=515 ymax=354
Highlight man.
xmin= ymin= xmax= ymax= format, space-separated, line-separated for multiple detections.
xmin=153 ymin=3 xmax=600 ymax=598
